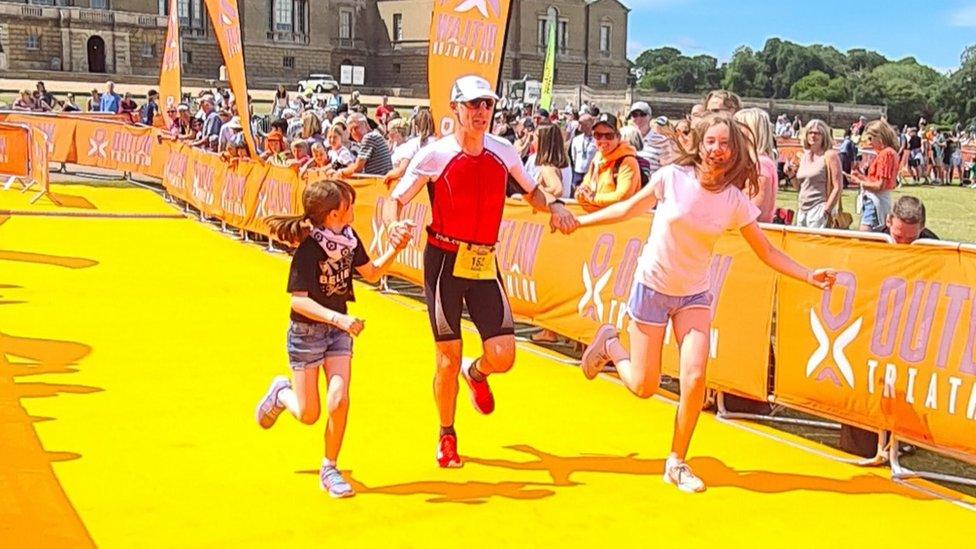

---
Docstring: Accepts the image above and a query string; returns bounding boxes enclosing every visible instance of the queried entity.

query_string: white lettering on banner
[0,136,7,164]
[802,273,976,422]
[220,170,247,218]
[862,359,976,420]
[110,131,153,167]
[256,178,293,218]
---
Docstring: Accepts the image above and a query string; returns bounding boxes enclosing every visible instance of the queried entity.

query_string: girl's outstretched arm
[740,222,836,290]
[577,180,659,229]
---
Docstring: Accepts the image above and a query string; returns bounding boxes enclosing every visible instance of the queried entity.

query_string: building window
[295,0,307,35]
[182,49,192,64]
[537,17,547,46]
[178,0,203,29]
[557,19,567,53]
[274,0,293,31]
[283,56,295,68]
[392,13,403,42]
[339,9,353,40]
[26,34,41,51]
[599,72,609,85]
[393,63,401,74]
[91,0,108,9]
[599,24,611,52]
[141,43,155,58]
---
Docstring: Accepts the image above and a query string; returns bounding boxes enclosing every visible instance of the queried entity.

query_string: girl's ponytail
[263,178,355,245]
[265,214,310,245]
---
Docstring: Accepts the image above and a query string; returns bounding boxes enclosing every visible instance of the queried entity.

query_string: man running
[385,75,574,468]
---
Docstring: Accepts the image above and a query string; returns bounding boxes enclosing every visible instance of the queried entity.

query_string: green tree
[790,71,849,102]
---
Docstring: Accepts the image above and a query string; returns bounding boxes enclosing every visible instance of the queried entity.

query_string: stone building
[0,0,630,93]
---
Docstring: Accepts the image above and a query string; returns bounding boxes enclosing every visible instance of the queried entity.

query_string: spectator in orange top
[847,120,899,232]
[261,119,289,160]
[575,113,641,212]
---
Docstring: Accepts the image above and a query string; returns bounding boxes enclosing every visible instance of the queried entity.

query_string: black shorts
[423,244,515,342]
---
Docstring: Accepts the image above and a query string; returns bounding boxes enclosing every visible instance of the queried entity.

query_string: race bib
[453,244,497,280]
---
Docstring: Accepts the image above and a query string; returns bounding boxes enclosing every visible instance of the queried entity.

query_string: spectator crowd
[7,80,974,238]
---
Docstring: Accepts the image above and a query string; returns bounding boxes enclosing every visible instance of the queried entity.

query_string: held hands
[548,203,580,235]
[337,314,366,336]
[387,220,416,251]
[807,269,838,290]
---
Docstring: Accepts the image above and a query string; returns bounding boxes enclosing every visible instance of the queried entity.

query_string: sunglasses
[593,131,617,140]
[630,111,649,118]
[462,98,496,111]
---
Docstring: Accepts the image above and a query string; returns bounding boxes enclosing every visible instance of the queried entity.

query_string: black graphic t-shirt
[287,229,369,322]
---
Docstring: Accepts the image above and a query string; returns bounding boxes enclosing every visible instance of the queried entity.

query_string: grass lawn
[776,184,976,243]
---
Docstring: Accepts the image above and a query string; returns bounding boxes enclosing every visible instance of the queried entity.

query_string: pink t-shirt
[638,165,760,296]
[754,154,779,223]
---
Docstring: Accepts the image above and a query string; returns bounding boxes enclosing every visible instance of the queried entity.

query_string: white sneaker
[255,375,290,429]
[580,324,618,380]
[663,458,706,493]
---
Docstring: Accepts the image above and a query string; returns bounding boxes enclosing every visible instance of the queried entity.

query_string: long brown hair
[412,108,435,142]
[673,112,758,195]
[535,125,568,169]
[264,179,356,244]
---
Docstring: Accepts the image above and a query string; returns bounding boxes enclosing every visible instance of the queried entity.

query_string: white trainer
[580,324,618,380]
[663,458,706,493]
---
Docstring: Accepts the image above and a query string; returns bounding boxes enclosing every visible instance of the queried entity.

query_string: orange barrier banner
[245,166,306,234]
[4,114,77,163]
[73,120,165,177]
[204,0,257,157]
[29,127,50,194]
[427,0,512,135]
[775,232,976,458]
[160,0,182,130]
[0,123,30,177]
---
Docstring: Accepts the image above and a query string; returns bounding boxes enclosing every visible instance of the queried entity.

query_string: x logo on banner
[578,262,612,320]
[806,308,861,389]
[369,216,387,255]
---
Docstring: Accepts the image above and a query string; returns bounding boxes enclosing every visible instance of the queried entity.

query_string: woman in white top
[384,109,436,186]
[563,113,836,493]
[326,124,355,168]
[272,85,289,119]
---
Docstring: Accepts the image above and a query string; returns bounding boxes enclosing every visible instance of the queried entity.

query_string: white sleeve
[391,146,438,204]
[491,137,537,194]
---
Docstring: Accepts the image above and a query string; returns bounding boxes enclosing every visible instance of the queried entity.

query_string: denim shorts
[627,282,713,326]
[860,197,882,230]
[287,321,353,371]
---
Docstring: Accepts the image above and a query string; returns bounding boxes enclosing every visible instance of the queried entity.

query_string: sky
[623,0,976,73]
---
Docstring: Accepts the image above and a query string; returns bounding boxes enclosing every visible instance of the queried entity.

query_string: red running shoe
[437,434,462,468]
[461,358,495,415]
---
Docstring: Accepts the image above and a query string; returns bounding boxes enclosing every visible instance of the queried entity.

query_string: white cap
[450,75,499,102]
[628,101,651,117]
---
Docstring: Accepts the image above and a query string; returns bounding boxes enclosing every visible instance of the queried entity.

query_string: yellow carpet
[1,183,974,548]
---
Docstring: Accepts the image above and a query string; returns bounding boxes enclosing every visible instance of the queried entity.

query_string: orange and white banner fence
[6,112,976,465]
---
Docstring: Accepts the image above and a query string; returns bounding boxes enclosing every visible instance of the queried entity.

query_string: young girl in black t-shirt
[255,178,412,498]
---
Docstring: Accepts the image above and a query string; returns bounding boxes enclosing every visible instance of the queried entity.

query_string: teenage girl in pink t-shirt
[564,112,837,493]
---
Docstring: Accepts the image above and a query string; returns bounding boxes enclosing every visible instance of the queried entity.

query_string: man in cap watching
[384,75,575,469]
[569,113,597,192]
[628,101,670,176]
